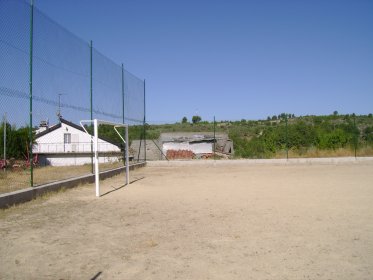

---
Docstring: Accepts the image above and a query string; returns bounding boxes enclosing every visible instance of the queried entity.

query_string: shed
[160,132,234,160]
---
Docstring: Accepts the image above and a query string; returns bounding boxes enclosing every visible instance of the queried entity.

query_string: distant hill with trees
[142,113,373,158]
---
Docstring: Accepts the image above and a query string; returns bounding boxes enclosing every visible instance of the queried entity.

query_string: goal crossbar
[80,119,129,197]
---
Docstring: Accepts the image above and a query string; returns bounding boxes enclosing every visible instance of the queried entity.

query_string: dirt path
[1,162,373,279]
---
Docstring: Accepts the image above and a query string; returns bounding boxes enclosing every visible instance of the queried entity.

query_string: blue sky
[34,0,373,123]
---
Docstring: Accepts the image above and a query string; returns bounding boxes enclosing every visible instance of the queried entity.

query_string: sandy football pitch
[1,161,373,279]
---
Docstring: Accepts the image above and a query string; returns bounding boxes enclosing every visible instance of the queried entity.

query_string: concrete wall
[163,142,213,155]
[38,153,122,166]
[160,132,228,142]
[147,157,373,167]
[130,140,163,161]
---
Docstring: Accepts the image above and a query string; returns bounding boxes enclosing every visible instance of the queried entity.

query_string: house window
[64,133,71,144]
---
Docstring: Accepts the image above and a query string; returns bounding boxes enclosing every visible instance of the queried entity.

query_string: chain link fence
[0,0,145,194]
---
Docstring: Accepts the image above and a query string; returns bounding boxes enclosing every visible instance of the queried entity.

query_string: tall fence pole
[90,40,93,173]
[3,113,6,171]
[354,114,357,158]
[121,64,127,164]
[285,115,288,160]
[213,116,216,160]
[29,0,34,186]
[143,79,146,162]
[121,64,125,124]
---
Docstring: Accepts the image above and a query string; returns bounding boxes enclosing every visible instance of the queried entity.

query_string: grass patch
[0,162,124,195]
[274,147,373,158]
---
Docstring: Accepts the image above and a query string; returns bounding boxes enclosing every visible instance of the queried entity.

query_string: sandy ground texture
[1,161,373,279]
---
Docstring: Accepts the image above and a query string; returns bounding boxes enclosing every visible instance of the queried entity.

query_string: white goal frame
[80,119,129,197]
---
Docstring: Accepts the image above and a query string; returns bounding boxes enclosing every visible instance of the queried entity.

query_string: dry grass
[356,146,373,157]
[0,162,124,194]
[275,147,373,159]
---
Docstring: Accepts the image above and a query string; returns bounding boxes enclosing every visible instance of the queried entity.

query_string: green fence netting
[0,0,145,193]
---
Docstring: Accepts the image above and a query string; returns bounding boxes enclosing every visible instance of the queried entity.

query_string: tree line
[230,114,373,158]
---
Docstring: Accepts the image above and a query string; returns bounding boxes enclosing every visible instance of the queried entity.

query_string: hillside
[143,113,373,159]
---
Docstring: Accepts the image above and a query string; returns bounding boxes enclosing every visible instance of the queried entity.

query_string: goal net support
[80,119,129,197]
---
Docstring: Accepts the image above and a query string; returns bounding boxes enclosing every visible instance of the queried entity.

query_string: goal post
[80,119,129,197]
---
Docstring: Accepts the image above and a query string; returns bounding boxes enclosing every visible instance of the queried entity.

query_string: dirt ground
[1,161,373,279]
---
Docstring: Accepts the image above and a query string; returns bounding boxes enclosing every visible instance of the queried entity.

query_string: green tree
[0,123,30,159]
[362,126,373,143]
[192,115,202,124]
[318,128,349,149]
[182,116,188,124]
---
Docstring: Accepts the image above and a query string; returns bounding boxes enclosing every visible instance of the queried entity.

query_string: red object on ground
[166,150,195,160]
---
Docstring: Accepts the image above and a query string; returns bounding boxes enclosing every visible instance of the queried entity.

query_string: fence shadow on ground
[90,271,102,280]
[99,176,145,197]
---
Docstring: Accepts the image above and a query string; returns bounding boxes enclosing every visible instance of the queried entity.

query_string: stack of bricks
[166,150,195,160]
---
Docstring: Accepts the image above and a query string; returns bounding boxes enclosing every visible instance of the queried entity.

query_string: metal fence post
[285,115,288,160]
[143,79,146,162]
[214,116,216,160]
[90,40,93,173]
[353,114,357,158]
[29,0,34,187]
[3,113,6,171]
[121,63,125,124]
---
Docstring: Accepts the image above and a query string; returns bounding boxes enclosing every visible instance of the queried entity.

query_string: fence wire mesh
[0,0,145,194]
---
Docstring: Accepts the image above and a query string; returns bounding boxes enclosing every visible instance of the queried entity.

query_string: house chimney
[36,120,49,134]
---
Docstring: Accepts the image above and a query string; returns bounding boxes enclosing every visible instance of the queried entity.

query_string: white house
[33,118,122,166]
